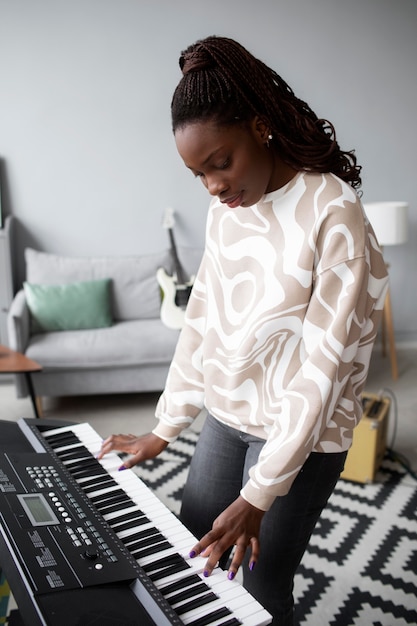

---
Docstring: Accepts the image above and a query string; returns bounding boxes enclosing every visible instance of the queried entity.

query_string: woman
[99,36,388,625]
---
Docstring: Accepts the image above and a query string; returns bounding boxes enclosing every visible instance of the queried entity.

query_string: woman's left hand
[188,496,265,579]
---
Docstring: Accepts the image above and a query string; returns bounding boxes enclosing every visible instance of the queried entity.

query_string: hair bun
[179,46,214,75]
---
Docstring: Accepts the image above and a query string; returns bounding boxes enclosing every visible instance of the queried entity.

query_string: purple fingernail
[228,571,235,581]
[189,550,196,558]
[249,561,256,571]
[118,464,126,471]
[203,570,210,578]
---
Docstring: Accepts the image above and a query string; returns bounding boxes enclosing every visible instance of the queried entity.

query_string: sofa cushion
[25,319,180,369]
[25,248,173,321]
[24,279,113,332]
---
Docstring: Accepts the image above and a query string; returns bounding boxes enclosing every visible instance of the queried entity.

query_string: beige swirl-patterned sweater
[154,172,389,511]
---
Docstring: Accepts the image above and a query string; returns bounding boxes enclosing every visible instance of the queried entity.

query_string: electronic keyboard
[0,418,272,626]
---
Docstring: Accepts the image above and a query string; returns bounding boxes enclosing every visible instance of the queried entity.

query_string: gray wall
[1,0,416,343]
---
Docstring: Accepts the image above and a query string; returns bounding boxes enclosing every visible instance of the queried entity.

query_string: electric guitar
[157,208,194,329]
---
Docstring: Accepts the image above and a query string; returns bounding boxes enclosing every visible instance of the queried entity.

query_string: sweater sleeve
[241,251,388,510]
[153,254,208,442]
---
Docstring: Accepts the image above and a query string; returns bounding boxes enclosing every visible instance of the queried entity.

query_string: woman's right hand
[96,432,169,469]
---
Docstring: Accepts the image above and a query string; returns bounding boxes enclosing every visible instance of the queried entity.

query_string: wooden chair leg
[35,396,43,418]
[381,301,387,357]
[383,285,398,380]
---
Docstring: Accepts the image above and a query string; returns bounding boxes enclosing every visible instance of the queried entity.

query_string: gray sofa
[8,247,202,400]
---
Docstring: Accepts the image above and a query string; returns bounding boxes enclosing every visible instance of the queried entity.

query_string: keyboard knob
[84,549,99,560]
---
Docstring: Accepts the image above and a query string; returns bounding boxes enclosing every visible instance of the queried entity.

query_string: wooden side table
[0,345,42,418]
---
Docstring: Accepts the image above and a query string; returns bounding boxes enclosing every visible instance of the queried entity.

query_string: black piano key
[130,539,172,559]
[63,457,104,471]
[175,591,219,616]
[167,581,209,606]
[89,489,129,506]
[109,514,149,533]
[94,495,134,511]
[125,538,161,556]
[71,462,108,481]
[187,607,233,626]
[58,437,82,446]
[159,574,203,596]
[142,553,185,573]
[81,476,117,493]
[216,619,242,626]
[57,454,94,468]
[107,502,145,526]
[57,452,92,467]
[105,508,147,526]
[148,560,191,582]
[93,497,133,515]
[123,537,158,554]
[66,464,105,477]
[111,514,151,532]
[123,530,164,551]
[143,554,191,582]
[54,447,92,461]
[44,432,81,445]
[70,465,108,480]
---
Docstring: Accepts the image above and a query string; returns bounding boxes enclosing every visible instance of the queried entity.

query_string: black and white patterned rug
[134,430,417,626]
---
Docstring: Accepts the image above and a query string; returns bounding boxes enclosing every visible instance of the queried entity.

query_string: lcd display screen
[17,493,59,526]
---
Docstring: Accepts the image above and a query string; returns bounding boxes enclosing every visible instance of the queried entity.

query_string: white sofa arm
[7,289,31,353]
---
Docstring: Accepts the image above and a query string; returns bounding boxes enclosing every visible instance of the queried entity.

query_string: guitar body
[157,267,194,330]
[157,208,194,330]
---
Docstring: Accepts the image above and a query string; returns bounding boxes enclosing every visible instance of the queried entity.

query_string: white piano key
[193,572,272,626]
[180,588,265,625]
[157,570,271,626]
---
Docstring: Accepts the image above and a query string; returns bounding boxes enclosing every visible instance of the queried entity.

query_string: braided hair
[171,36,362,190]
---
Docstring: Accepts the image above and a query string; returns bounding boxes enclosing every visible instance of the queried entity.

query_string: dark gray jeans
[180,414,347,626]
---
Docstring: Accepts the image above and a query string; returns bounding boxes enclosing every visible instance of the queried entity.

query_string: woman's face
[175,118,294,208]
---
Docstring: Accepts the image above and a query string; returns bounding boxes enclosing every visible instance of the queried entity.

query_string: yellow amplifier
[340,393,390,484]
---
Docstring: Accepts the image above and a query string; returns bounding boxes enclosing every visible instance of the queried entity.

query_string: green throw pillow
[24,279,113,332]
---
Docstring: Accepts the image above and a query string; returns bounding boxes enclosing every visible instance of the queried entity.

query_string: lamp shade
[364,201,409,246]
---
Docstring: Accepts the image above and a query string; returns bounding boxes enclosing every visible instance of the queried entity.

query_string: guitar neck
[168,229,187,285]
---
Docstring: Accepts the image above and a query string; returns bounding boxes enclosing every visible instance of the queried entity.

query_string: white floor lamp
[364,201,409,380]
